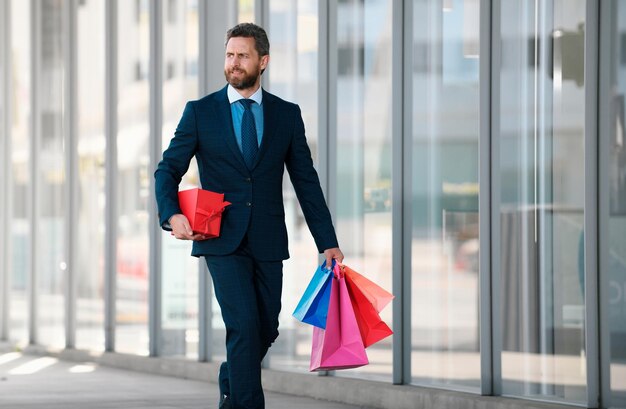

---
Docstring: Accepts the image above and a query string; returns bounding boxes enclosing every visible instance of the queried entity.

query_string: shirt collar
[227,84,263,106]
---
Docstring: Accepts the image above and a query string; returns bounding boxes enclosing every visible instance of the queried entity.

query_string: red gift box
[177,188,231,238]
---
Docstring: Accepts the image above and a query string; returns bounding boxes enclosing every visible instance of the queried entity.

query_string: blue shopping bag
[293,261,334,329]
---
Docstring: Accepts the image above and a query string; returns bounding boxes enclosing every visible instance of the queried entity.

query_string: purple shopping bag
[310,265,369,371]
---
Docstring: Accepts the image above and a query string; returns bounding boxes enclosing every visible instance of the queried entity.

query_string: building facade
[0,0,625,408]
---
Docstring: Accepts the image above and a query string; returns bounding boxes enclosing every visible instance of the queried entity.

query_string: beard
[224,66,260,90]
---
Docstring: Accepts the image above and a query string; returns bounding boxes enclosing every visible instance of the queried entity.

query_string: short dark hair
[225,23,270,56]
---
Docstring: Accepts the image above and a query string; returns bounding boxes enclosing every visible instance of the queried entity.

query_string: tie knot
[240,99,254,110]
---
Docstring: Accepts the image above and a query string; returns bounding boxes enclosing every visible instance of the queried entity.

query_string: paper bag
[293,262,334,329]
[310,268,368,371]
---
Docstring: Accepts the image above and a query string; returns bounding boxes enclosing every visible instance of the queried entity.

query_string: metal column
[583,0,600,407]
[392,0,411,386]
[0,0,11,342]
[148,0,164,358]
[28,0,42,346]
[104,0,118,352]
[63,0,79,350]
[479,0,493,396]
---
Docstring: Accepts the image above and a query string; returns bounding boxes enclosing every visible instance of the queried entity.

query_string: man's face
[224,36,269,91]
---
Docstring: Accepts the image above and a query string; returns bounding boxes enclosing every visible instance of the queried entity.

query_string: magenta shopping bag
[310,266,368,371]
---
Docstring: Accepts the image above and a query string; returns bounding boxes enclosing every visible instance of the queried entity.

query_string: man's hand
[323,247,344,269]
[169,214,211,241]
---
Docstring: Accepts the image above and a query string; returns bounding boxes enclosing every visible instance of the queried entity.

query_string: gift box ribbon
[195,202,231,233]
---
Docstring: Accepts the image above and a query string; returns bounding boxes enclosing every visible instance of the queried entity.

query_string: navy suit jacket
[154,85,339,261]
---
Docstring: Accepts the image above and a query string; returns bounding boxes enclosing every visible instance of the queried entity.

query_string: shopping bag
[310,267,369,371]
[292,262,334,329]
[344,273,393,348]
[178,188,231,237]
[343,265,394,313]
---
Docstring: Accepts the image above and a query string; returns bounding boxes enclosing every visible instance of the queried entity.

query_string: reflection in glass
[161,0,200,359]
[335,0,393,381]
[37,0,66,349]
[497,1,586,403]
[267,0,320,373]
[9,0,30,345]
[602,1,626,406]
[411,0,480,390]
[76,0,106,351]
[116,0,150,355]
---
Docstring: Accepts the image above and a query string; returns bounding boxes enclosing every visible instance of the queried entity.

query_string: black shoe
[219,394,231,409]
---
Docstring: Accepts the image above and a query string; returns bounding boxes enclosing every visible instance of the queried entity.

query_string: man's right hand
[169,214,211,241]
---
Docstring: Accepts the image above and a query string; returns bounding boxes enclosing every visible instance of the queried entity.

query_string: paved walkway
[0,352,369,409]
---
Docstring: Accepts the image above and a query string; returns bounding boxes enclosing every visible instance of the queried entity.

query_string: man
[154,23,343,409]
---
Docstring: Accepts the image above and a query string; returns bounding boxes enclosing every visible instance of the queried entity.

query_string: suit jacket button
[245,177,251,182]
[246,202,252,207]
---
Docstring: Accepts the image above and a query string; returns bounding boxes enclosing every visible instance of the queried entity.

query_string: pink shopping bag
[310,266,369,371]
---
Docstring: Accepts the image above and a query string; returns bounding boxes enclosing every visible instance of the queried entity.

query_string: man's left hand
[323,247,344,269]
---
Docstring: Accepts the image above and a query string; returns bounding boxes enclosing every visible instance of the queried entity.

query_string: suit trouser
[205,240,283,409]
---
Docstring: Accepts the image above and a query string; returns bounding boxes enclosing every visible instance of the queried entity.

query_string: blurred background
[1,1,626,408]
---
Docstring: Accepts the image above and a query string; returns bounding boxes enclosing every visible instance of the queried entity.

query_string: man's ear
[260,54,269,71]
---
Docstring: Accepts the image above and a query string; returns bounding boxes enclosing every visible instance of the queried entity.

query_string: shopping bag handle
[321,259,345,279]
[332,263,345,279]
[321,259,336,271]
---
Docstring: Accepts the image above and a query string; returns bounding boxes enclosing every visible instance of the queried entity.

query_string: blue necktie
[240,99,258,169]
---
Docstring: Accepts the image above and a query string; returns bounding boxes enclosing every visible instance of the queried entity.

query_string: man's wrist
[163,214,178,231]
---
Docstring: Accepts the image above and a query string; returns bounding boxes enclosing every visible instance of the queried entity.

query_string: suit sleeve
[285,105,339,253]
[154,101,198,230]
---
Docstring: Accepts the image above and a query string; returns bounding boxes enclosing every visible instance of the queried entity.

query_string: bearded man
[154,23,343,409]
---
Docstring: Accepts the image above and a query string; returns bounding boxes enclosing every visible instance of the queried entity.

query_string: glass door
[410,0,481,391]
[494,0,587,403]
[115,0,151,355]
[266,0,321,373]
[76,0,106,352]
[9,0,30,346]
[334,0,394,382]
[160,0,200,359]
[36,0,67,349]
[600,1,626,407]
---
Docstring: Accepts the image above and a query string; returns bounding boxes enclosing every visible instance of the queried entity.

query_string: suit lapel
[213,86,248,172]
[251,89,278,171]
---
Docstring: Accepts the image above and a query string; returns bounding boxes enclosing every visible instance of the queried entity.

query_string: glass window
[496,1,587,403]
[411,0,481,390]
[266,0,320,373]
[76,0,106,351]
[116,0,150,355]
[161,0,200,359]
[37,0,66,349]
[238,0,254,22]
[601,1,626,407]
[9,0,30,346]
[335,0,393,382]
